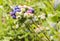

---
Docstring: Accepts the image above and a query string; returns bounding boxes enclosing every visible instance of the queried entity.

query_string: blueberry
[15,9,21,12]
[10,11,16,16]
[13,6,21,12]
[12,15,16,19]
[31,9,34,13]
[13,9,17,13]
[14,6,20,10]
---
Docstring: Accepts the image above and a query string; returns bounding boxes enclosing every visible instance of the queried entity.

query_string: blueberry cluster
[10,6,21,19]
[10,5,34,19]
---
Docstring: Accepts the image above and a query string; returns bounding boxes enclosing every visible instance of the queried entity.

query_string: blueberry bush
[0,0,60,41]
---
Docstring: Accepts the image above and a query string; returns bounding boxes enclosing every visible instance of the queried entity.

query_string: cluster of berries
[10,6,21,19]
[10,5,34,19]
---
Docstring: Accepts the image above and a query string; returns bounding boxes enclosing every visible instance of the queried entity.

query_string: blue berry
[31,9,34,13]
[10,11,16,16]
[15,9,21,12]
[13,10,17,13]
[14,6,20,10]
[13,6,21,12]
[12,15,16,19]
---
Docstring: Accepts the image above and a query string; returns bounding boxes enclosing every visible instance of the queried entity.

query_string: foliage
[0,0,60,41]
